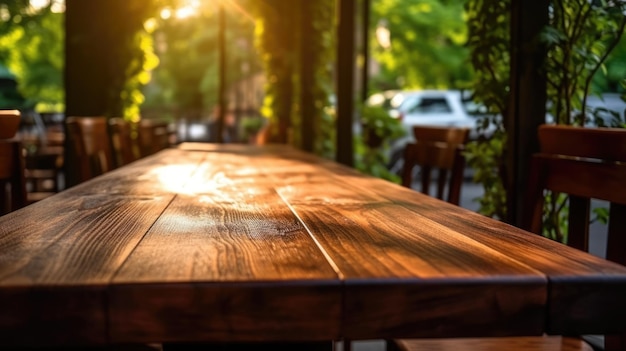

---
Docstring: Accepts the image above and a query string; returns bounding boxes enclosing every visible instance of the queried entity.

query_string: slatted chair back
[137,119,170,157]
[65,117,115,183]
[0,140,27,214]
[524,125,626,262]
[108,117,138,167]
[401,126,469,205]
[391,125,626,351]
[524,124,626,351]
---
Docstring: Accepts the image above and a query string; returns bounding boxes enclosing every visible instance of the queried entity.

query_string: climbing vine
[465,0,626,241]
[252,0,335,156]
[463,0,510,220]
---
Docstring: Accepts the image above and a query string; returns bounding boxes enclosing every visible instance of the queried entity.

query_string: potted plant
[240,116,266,144]
[360,105,405,148]
[355,104,406,182]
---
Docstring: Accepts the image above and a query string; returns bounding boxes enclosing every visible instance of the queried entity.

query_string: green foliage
[542,192,569,243]
[0,2,64,111]
[253,1,299,142]
[541,0,626,241]
[463,0,510,220]
[354,105,405,183]
[240,115,265,141]
[465,0,626,241]
[544,0,626,126]
[592,35,626,93]
[252,0,335,154]
[144,1,261,120]
[360,105,405,143]
[464,133,507,219]
[121,21,159,121]
[371,0,471,90]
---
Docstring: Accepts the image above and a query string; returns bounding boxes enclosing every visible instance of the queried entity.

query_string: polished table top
[1,143,625,347]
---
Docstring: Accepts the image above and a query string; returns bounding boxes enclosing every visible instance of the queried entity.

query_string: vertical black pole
[361,0,370,103]
[336,0,355,167]
[507,0,548,226]
[217,3,226,143]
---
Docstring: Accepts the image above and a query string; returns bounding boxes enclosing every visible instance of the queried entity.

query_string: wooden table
[1,143,625,348]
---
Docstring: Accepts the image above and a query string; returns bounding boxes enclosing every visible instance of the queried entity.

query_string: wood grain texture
[0,192,174,346]
[0,148,204,346]
[282,201,546,339]
[1,143,625,347]
[257,152,545,339]
[110,151,341,343]
[525,126,626,338]
[322,170,626,337]
[538,124,626,162]
[390,336,593,351]
[67,148,205,196]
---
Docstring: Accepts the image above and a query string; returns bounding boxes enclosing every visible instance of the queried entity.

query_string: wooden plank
[330,171,626,336]
[289,202,547,339]
[255,152,545,339]
[0,192,174,346]
[110,152,341,343]
[0,148,205,347]
[67,148,205,196]
[237,145,626,337]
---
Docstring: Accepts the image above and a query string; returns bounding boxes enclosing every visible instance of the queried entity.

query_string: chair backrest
[524,125,626,264]
[524,124,626,351]
[0,140,27,214]
[401,126,470,205]
[108,117,138,167]
[65,116,115,183]
[137,119,170,157]
[0,109,21,140]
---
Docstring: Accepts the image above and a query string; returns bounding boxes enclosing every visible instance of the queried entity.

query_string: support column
[336,0,356,167]
[506,0,548,226]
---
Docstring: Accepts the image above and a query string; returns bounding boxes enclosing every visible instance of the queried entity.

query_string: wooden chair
[401,126,469,205]
[66,116,115,184]
[0,109,21,139]
[524,124,626,351]
[0,110,27,214]
[0,140,27,215]
[109,117,139,167]
[137,119,170,157]
[391,125,626,351]
[24,151,61,204]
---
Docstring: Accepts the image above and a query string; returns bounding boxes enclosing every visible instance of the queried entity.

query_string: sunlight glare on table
[152,163,240,196]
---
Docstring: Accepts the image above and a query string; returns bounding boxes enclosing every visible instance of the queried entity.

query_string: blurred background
[2,0,626,233]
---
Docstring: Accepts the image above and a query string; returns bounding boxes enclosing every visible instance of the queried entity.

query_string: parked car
[383,90,492,172]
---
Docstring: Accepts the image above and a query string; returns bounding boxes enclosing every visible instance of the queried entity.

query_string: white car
[385,90,489,172]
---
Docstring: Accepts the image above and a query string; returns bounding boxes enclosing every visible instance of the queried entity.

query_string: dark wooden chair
[109,117,139,167]
[391,125,626,351]
[66,116,115,183]
[24,151,61,204]
[0,110,27,214]
[0,109,21,139]
[137,119,170,157]
[401,126,469,205]
[523,124,626,351]
[0,140,27,215]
